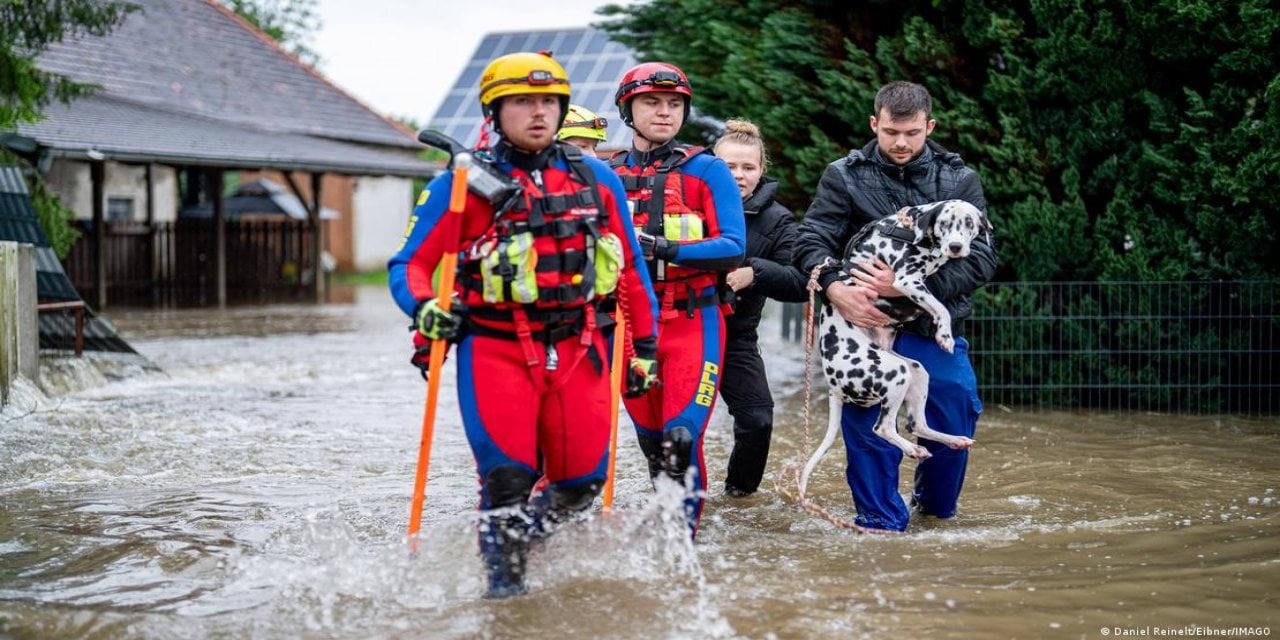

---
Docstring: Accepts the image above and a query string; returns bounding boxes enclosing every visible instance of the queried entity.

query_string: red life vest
[457,146,617,340]
[609,144,721,296]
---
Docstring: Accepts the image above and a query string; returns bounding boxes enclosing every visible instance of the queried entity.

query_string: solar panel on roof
[437,94,464,120]
[563,57,588,78]
[583,33,608,55]
[476,35,502,59]
[597,58,628,84]
[427,28,636,150]
[559,32,585,54]
[459,63,485,89]
[580,87,609,111]
[529,32,556,52]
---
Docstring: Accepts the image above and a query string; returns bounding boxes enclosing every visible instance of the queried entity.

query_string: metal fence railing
[968,281,1278,416]
[781,281,1279,416]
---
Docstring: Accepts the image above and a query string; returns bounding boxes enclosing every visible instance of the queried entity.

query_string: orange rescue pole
[601,310,627,512]
[408,154,470,550]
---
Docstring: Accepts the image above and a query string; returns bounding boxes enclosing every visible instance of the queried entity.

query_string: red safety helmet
[614,62,692,127]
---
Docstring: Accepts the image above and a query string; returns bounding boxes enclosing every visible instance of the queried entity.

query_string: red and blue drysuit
[610,141,746,536]
[389,141,658,589]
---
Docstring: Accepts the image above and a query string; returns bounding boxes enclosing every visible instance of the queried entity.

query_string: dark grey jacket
[727,177,809,342]
[793,139,996,337]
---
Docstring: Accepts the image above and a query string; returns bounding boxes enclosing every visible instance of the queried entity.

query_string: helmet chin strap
[632,124,655,147]
[624,97,687,152]
[626,105,660,151]
[485,99,565,153]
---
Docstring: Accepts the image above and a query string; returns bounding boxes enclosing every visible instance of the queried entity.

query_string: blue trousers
[840,333,983,531]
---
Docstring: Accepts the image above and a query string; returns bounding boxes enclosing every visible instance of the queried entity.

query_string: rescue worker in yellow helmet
[557,104,609,158]
[388,51,659,598]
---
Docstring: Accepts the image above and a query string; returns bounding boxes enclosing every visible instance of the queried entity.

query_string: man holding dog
[793,81,997,532]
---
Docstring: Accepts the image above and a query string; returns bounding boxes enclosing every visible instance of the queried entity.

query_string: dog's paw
[936,333,955,353]
[908,445,932,460]
[947,436,976,450]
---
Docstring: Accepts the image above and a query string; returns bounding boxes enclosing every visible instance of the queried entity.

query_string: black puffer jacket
[726,177,809,342]
[793,139,997,337]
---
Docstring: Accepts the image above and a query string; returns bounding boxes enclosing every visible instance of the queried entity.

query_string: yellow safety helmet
[558,104,609,142]
[478,51,571,119]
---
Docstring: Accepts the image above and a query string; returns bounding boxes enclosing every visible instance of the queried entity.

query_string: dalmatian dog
[799,200,991,496]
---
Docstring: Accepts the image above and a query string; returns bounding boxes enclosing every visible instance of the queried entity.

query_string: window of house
[107,197,134,221]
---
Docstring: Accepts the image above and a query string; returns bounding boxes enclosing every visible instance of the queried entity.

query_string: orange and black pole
[601,310,627,512]
[408,154,470,551]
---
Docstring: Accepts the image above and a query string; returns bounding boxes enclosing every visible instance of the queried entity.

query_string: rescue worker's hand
[625,336,659,398]
[409,332,442,380]
[637,232,678,261]
[414,297,467,341]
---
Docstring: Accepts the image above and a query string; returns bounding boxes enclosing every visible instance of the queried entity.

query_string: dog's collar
[875,217,927,247]
[884,224,918,244]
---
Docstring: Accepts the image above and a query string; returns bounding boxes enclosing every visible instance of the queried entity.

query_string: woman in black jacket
[713,120,809,496]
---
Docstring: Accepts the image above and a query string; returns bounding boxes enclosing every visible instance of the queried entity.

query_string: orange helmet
[614,61,692,127]
[478,51,571,121]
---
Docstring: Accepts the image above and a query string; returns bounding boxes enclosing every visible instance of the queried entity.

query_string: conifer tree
[599,0,1280,280]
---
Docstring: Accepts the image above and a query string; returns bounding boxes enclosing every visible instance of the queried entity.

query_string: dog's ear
[916,201,945,236]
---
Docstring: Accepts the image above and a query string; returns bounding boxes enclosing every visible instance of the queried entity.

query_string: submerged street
[2,286,1277,639]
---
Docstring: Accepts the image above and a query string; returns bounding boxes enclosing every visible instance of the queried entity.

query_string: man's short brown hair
[874,81,933,121]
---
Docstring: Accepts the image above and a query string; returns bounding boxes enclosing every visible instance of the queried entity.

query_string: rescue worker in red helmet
[609,61,746,537]
[558,103,609,158]
[388,51,659,598]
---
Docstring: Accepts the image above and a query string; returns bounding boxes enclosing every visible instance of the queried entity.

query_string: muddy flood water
[2,285,1277,639]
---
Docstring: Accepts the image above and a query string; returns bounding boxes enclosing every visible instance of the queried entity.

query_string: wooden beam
[281,172,312,297]
[144,163,155,225]
[282,171,326,303]
[90,160,106,310]
[145,163,157,304]
[211,168,226,308]
[282,171,311,213]
[310,172,325,303]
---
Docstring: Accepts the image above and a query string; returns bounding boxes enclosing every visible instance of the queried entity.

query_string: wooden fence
[63,219,318,307]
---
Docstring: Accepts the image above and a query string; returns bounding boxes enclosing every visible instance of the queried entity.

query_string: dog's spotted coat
[800,200,992,496]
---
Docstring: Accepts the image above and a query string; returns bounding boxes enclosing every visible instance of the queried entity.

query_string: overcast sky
[311,0,621,123]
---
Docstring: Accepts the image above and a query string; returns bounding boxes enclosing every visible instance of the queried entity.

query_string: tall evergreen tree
[598,0,1280,280]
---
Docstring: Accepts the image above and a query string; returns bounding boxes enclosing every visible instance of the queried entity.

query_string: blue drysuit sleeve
[668,153,745,270]
[387,172,455,317]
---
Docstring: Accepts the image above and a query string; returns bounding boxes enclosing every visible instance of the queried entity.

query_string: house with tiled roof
[1,0,438,307]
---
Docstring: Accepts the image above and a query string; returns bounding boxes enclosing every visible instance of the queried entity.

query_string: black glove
[414,297,468,341]
[409,337,439,380]
[636,232,678,261]
[625,336,659,398]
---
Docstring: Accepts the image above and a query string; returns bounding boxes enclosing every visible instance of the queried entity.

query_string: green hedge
[600,0,1280,282]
